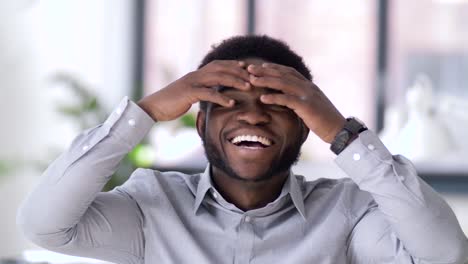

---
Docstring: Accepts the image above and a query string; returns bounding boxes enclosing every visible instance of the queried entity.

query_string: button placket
[234,215,254,264]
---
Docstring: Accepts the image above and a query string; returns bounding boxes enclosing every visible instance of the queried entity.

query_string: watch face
[338,130,351,142]
[331,129,351,154]
[331,117,367,155]
[335,141,347,150]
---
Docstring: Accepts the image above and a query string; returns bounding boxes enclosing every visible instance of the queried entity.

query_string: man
[18,35,467,263]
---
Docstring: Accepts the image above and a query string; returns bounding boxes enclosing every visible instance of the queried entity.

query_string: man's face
[197,58,308,182]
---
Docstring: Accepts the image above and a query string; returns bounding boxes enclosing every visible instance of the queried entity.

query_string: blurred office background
[1,0,468,262]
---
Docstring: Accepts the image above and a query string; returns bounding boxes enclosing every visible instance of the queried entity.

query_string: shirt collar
[287,170,307,220]
[193,165,306,220]
[193,165,214,214]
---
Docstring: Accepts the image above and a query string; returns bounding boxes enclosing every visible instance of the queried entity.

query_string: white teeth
[231,135,272,146]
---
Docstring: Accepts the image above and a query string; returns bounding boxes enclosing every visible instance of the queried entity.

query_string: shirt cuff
[104,96,155,147]
[334,130,393,183]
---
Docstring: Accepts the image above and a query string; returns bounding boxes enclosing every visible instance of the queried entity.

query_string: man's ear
[196,111,206,138]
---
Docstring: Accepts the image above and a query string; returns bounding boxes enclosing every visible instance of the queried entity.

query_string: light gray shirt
[17,97,468,264]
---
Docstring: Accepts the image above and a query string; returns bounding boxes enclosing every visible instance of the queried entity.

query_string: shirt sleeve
[17,97,154,264]
[335,130,468,264]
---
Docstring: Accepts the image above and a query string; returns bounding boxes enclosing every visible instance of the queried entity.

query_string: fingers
[198,72,251,91]
[191,87,235,107]
[249,74,303,96]
[247,63,307,81]
[193,60,253,91]
[260,93,303,111]
[246,62,310,96]
[203,60,250,82]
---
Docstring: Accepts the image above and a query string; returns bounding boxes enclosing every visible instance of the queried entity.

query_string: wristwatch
[330,117,367,155]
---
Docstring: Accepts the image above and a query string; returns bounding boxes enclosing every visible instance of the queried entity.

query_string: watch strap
[330,117,367,155]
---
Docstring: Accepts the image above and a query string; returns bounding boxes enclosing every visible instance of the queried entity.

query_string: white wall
[0,0,135,257]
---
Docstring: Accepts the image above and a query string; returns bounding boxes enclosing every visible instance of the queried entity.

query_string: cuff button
[353,153,361,161]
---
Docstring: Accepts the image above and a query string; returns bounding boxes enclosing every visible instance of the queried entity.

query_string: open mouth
[229,135,274,149]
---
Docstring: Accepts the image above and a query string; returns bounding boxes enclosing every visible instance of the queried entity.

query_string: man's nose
[236,103,271,125]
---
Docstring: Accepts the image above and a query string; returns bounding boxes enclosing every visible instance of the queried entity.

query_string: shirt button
[245,216,251,223]
[353,153,361,161]
[128,119,136,126]
[367,144,375,150]
[398,175,405,181]
[212,192,218,199]
[116,108,123,115]
[82,145,89,151]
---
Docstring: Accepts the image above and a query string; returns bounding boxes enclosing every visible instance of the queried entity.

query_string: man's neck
[210,167,289,211]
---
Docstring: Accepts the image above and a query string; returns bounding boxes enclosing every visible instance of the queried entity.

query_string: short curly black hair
[198,35,312,111]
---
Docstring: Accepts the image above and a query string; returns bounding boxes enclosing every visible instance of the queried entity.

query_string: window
[142,0,378,163]
[255,0,377,161]
[383,0,468,173]
[144,0,246,95]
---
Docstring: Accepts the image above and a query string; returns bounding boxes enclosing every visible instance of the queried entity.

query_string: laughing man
[18,35,468,263]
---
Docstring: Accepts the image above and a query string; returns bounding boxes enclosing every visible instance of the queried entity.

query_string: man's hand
[247,63,346,144]
[138,60,251,122]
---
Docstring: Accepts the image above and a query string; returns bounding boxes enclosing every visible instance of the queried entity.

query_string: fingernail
[247,65,255,70]
[238,61,246,66]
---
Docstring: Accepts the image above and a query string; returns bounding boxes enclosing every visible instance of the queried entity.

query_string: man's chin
[210,161,286,183]
[228,164,278,182]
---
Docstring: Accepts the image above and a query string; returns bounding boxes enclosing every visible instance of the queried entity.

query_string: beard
[201,125,302,183]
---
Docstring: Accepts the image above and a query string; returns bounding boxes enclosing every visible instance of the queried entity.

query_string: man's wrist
[321,118,347,144]
[137,99,158,122]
